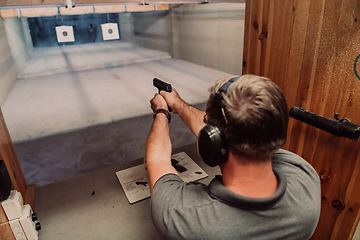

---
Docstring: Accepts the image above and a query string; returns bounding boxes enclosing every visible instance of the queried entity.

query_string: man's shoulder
[273,149,319,178]
[273,149,320,188]
[272,149,321,216]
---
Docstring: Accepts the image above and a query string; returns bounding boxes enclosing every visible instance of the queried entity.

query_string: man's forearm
[175,101,206,137]
[145,113,178,193]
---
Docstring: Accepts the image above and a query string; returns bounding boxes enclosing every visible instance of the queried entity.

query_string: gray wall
[119,4,245,76]
[119,12,133,43]
[0,17,18,107]
[119,10,171,54]
[171,3,245,75]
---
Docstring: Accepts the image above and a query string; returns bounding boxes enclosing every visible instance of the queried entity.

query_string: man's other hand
[160,88,183,114]
[150,93,168,112]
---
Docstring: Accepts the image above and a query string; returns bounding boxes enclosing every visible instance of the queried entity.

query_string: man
[145,74,321,240]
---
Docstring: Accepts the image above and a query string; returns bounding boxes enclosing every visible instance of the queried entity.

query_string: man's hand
[150,93,168,112]
[160,88,183,114]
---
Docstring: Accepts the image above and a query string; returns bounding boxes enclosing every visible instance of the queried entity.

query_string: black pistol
[153,78,172,93]
[153,78,172,112]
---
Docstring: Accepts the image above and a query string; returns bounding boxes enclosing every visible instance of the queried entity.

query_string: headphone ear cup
[197,125,228,167]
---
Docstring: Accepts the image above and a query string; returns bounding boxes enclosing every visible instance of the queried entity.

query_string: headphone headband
[213,76,240,108]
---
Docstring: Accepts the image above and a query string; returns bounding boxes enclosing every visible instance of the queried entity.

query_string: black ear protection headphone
[197,76,240,167]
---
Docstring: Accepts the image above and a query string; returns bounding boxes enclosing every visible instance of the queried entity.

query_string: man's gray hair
[206,74,289,160]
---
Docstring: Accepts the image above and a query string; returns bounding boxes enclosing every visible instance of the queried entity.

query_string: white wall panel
[171,3,245,75]
[132,11,171,54]
[4,18,32,72]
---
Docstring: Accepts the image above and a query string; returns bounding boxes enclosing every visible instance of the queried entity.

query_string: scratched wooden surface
[0,222,15,240]
[243,0,360,239]
[0,204,8,224]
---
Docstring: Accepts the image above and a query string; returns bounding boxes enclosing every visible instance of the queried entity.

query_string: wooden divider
[243,0,360,239]
[0,108,30,240]
[0,107,35,206]
[0,108,27,199]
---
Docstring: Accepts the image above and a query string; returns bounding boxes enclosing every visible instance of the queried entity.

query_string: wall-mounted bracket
[289,106,360,141]
[139,0,149,5]
[65,0,74,8]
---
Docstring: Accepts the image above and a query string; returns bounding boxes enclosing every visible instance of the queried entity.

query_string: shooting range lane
[1,42,230,186]
[17,41,171,79]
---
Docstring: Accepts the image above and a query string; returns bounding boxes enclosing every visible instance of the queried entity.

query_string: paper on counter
[116,152,208,204]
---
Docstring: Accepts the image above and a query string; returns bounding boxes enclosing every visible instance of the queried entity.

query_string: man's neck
[219,151,278,198]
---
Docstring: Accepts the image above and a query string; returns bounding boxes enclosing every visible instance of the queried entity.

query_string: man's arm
[160,89,206,137]
[146,93,178,194]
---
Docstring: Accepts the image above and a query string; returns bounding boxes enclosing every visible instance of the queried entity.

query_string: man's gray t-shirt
[151,149,321,240]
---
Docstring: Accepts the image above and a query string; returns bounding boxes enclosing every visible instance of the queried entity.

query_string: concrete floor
[2,41,231,186]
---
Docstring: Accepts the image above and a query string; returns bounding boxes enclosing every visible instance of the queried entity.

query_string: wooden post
[0,107,34,240]
[0,108,27,199]
[243,0,360,239]
[0,108,35,211]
